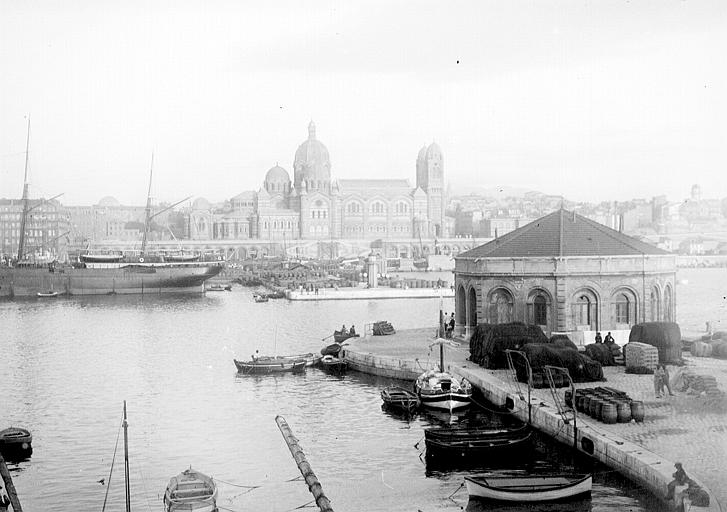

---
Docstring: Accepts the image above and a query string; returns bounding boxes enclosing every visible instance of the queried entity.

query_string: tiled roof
[459,209,671,258]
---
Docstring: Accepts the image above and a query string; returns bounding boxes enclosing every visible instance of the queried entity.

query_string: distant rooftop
[458,209,671,258]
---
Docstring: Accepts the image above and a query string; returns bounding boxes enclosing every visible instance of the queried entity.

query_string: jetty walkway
[342,329,726,511]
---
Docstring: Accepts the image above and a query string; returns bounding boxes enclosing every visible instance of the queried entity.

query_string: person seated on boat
[349,325,356,336]
[340,325,348,335]
[251,350,260,361]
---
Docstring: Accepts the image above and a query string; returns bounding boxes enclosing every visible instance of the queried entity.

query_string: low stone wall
[342,349,438,381]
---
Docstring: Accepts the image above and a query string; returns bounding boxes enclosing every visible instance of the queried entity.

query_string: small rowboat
[253,293,269,302]
[465,473,592,502]
[0,427,33,451]
[319,354,347,373]
[425,430,532,460]
[234,358,306,374]
[164,468,218,512]
[424,424,529,442]
[37,290,58,297]
[206,283,231,291]
[278,352,321,367]
[381,386,420,414]
[333,331,359,343]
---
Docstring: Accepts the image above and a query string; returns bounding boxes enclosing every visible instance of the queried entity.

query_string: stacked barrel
[571,387,644,424]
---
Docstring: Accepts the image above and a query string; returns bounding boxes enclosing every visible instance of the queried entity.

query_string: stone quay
[341,328,725,511]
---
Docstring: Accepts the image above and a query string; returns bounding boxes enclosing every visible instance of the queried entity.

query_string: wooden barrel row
[530,371,569,389]
[571,388,644,423]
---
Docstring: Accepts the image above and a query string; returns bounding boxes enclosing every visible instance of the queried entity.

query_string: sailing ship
[0,121,223,297]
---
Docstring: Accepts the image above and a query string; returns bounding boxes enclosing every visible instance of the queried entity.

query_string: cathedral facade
[187,122,448,242]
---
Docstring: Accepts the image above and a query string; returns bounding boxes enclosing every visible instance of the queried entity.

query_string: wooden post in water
[0,452,23,512]
[275,416,334,512]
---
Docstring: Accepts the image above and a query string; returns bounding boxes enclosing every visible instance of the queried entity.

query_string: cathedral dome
[264,164,291,195]
[265,164,290,183]
[293,121,331,192]
[97,196,120,207]
[192,197,211,211]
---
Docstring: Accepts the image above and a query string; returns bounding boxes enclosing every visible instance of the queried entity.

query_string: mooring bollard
[275,415,334,512]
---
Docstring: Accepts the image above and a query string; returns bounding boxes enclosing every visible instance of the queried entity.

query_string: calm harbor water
[1,267,720,511]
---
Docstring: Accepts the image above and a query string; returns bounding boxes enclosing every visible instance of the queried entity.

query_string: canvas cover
[469,323,548,369]
[512,344,604,383]
[628,322,682,363]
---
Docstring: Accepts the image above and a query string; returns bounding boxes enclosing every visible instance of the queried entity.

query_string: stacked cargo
[623,342,659,372]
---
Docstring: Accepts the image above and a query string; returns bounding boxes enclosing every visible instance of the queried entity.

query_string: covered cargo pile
[584,343,615,365]
[512,344,605,384]
[469,322,548,369]
[628,322,682,364]
[550,334,578,351]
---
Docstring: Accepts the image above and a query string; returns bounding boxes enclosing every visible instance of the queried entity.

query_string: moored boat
[206,283,231,291]
[465,473,592,502]
[333,330,359,343]
[164,468,218,512]
[415,370,472,412]
[253,293,269,302]
[319,354,347,373]
[425,429,532,461]
[424,423,529,442]
[234,357,306,374]
[381,386,420,414]
[36,290,59,297]
[0,427,33,453]
[0,128,223,298]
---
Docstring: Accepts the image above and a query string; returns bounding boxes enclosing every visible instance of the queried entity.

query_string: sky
[1,0,725,207]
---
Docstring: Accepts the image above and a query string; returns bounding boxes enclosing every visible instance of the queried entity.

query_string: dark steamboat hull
[0,264,223,297]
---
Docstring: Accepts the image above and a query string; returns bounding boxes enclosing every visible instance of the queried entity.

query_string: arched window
[651,286,661,321]
[664,286,673,322]
[615,293,630,324]
[370,201,385,215]
[572,289,598,331]
[534,295,547,325]
[612,288,637,327]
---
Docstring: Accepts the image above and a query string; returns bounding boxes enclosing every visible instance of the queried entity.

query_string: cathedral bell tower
[416,142,445,237]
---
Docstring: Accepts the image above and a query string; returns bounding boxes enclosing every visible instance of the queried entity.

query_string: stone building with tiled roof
[454,209,677,340]
[187,122,448,246]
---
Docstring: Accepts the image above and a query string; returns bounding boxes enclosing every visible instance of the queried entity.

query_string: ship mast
[17,117,31,262]
[140,154,154,258]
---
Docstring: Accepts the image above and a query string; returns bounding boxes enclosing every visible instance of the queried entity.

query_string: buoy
[139,257,144,263]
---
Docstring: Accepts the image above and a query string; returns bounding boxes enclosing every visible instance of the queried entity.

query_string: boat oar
[321,334,334,342]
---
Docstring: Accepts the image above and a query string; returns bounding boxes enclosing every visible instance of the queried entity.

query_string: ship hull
[0,264,222,297]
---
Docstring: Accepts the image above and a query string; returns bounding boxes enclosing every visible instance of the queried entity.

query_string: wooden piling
[275,415,334,512]
[0,452,23,512]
